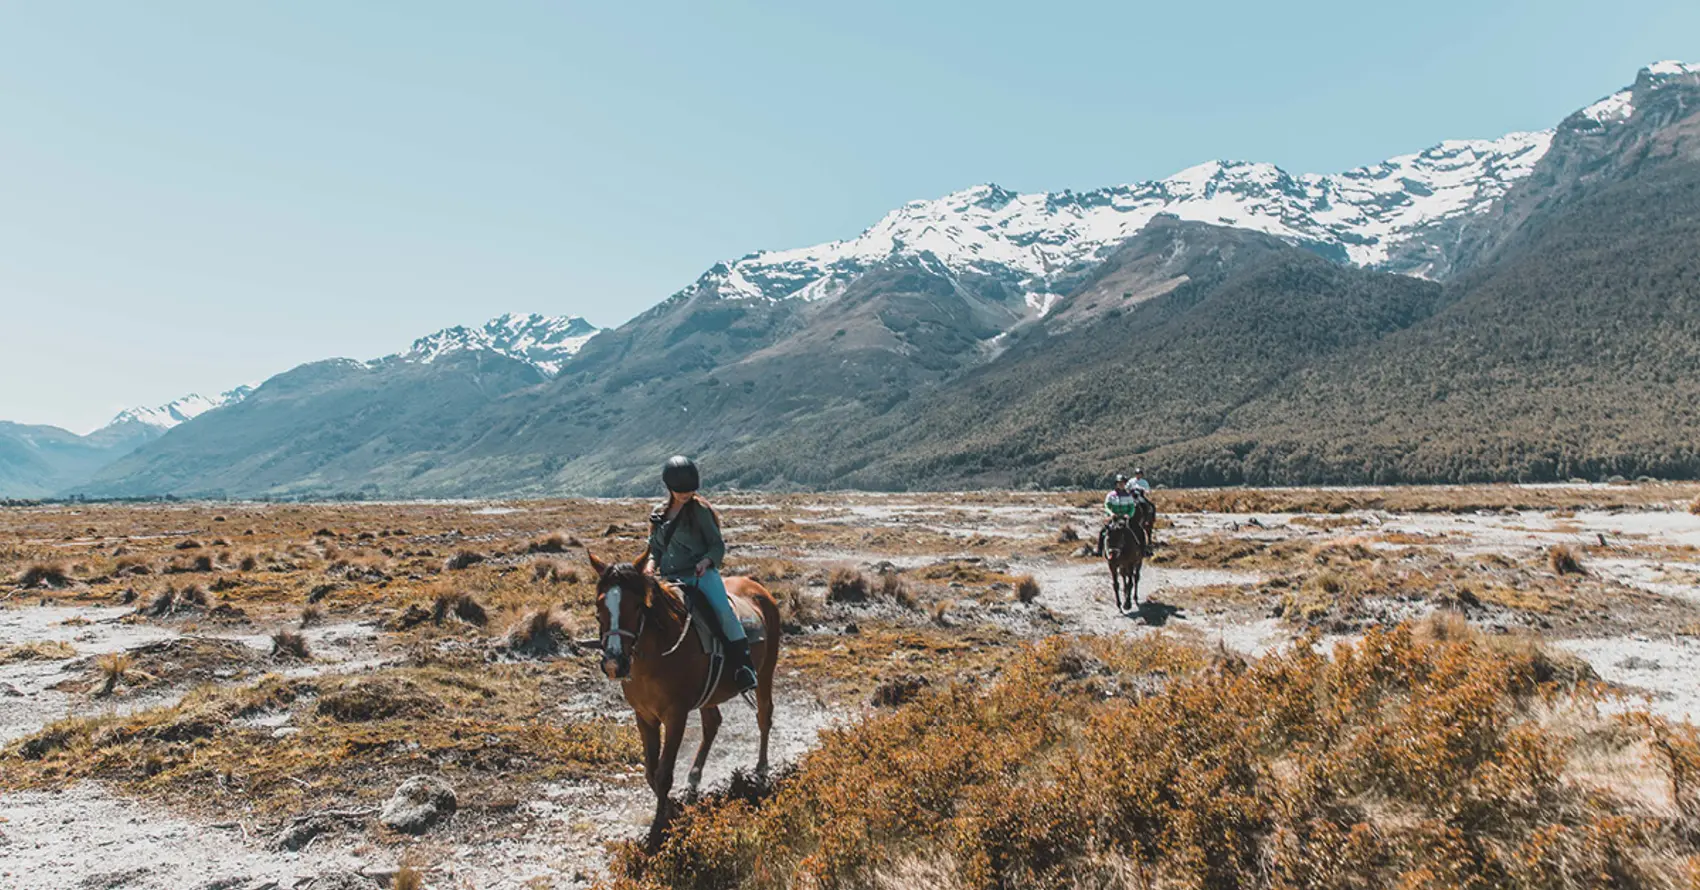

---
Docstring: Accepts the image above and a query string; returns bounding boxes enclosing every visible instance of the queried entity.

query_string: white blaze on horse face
[605,586,624,658]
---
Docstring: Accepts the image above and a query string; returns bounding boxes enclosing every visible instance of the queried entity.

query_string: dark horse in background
[589,552,781,852]
[1104,514,1149,614]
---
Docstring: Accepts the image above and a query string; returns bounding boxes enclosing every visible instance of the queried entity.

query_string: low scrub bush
[609,625,1693,890]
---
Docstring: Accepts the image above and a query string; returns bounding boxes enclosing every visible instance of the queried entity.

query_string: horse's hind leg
[755,648,775,777]
[687,706,722,794]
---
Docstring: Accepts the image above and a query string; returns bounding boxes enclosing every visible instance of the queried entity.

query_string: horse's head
[588,551,652,681]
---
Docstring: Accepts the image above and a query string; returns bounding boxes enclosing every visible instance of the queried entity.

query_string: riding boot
[725,638,759,693]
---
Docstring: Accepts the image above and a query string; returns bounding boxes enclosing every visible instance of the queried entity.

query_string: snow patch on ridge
[388,312,603,376]
[681,129,1556,309]
[107,385,257,432]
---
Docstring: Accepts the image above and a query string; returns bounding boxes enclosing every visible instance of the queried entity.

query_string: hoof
[686,769,703,792]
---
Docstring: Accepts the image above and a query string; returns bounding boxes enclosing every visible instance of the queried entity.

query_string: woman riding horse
[593,455,781,850]
[644,455,758,693]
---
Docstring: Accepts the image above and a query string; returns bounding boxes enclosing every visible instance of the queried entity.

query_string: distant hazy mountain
[69,61,1700,497]
[0,313,603,497]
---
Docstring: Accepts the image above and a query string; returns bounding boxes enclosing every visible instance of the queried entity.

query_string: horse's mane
[604,563,689,625]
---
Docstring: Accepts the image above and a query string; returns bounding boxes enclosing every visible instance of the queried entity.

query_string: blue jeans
[667,569,747,643]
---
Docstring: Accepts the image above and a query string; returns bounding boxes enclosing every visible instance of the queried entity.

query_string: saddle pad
[688,588,767,654]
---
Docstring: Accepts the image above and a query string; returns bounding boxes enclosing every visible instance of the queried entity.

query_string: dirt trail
[1020,557,1289,655]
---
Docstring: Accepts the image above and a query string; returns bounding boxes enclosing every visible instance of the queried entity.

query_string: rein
[603,580,694,661]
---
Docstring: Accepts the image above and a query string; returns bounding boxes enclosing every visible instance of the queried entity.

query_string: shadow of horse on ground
[1131,599,1185,626]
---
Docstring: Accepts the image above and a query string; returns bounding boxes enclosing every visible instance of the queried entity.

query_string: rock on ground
[379,775,456,834]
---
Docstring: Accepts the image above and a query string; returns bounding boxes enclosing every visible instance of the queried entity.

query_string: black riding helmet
[663,455,700,493]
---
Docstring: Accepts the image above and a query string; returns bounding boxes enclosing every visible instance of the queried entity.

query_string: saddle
[676,581,767,652]
[672,581,766,710]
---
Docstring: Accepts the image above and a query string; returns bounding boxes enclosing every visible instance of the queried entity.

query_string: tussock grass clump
[17,562,70,588]
[827,568,869,604]
[0,640,77,663]
[1056,524,1079,543]
[174,539,202,550]
[300,605,324,628]
[443,550,486,571]
[431,592,488,627]
[877,571,920,610]
[527,532,579,554]
[776,584,820,626]
[315,677,440,722]
[393,866,425,890]
[1549,544,1586,576]
[1015,574,1041,604]
[142,584,211,618]
[95,653,134,696]
[271,629,311,661]
[1690,495,1700,516]
[113,555,152,576]
[504,608,573,657]
[531,560,580,584]
[237,553,259,572]
[613,626,1687,890]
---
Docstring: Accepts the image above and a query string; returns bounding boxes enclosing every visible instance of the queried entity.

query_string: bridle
[600,580,697,668]
[602,585,646,657]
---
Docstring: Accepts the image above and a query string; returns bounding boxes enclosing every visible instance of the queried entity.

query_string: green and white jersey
[1105,490,1141,516]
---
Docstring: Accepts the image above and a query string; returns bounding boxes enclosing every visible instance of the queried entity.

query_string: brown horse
[588,552,781,851]
[1104,515,1147,613]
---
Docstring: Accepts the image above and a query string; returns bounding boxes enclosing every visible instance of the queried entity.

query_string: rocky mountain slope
[66,61,1700,498]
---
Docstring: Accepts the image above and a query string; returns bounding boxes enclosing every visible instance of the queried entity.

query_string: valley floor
[2,484,1698,888]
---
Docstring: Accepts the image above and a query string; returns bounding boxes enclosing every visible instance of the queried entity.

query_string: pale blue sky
[3,1,1696,432]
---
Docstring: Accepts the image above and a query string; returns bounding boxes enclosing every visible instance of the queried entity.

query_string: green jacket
[647,500,726,577]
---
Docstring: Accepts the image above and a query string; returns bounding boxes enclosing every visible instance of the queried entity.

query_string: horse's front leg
[637,713,661,792]
[687,706,722,794]
[645,712,689,853]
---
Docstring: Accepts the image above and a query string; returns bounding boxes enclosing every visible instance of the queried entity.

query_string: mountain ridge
[46,60,1700,498]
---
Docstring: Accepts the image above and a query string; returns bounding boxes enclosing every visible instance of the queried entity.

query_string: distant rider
[644,456,758,693]
[1097,473,1141,556]
[1129,467,1156,546]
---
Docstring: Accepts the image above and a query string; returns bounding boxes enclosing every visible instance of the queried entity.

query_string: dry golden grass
[606,624,1696,890]
[5,666,639,819]
[0,640,76,663]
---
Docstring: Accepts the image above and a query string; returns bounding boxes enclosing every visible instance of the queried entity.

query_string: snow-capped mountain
[388,313,603,376]
[106,385,258,433]
[1572,60,1700,130]
[683,130,1552,311]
